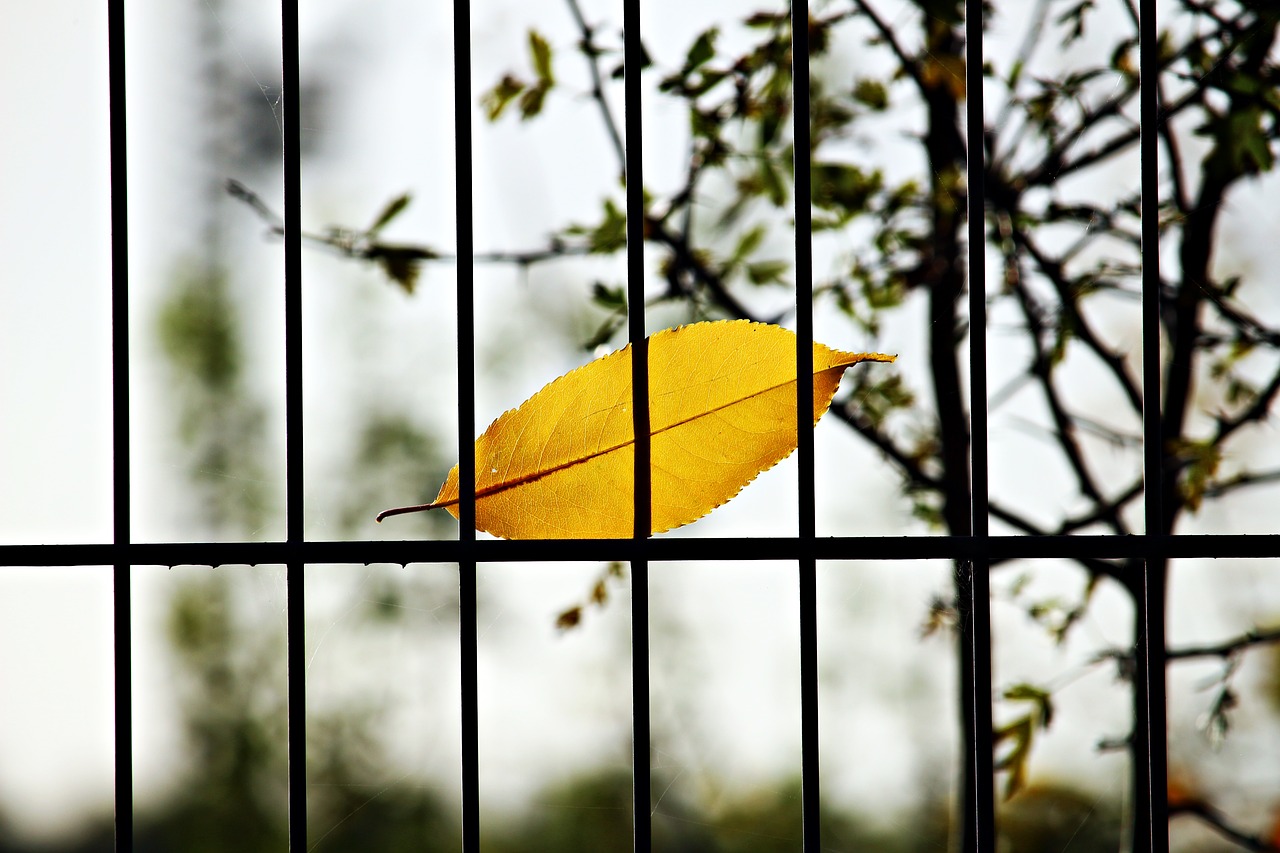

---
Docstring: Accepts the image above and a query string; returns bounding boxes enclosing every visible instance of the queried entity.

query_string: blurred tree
[997,783,1122,852]
[136,571,289,853]
[156,264,275,537]
[240,0,1280,848]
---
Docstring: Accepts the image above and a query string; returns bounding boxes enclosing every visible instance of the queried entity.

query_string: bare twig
[1202,468,1280,501]
[1006,266,1129,534]
[1171,802,1280,853]
[647,220,778,324]
[990,0,1054,138]
[1213,367,1280,446]
[564,0,628,183]
[1166,627,1280,662]
[1058,480,1144,534]
[829,399,941,491]
[1014,6,1253,188]
[226,178,598,270]
[1003,218,1145,416]
[1096,626,1280,672]
[848,0,926,96]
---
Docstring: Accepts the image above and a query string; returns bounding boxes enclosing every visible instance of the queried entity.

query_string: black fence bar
[1138,4,1163,578]
[107,0,133,848]
[452,0,481,848]
[1135,552,1170,853]
[7,534,1280,571]
[791,0,815,539]
[1136,0,1169,849]
[963,0,995,849]
[280,0,307,847]
[625,0,651,546]
[789,3,821,851]
[623,0,652,848]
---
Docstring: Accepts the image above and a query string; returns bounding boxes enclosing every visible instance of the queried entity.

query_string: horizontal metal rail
[6,535,1278,568]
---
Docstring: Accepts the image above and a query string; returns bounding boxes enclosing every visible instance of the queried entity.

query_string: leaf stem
[375,502,444,522]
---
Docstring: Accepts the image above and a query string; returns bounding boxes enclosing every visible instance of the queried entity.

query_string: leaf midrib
[432,362,852,509]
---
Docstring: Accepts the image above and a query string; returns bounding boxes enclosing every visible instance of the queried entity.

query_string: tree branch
[1162,13,1280,533]
[1002,216,1145,417]
[1202,468,1280,501]
[847,0,926,97]
[1166,626,1280,662]
[1014,7,1253,188]
[1058,480,1145,534]
[1213,366,1280,447]
[1006,268,1129,534]
[227,178,599,271]
[647,220,779,324]
[1171,802,1280,853]
[829,399,941,492]
[564,0,628,184]
[1157,78,1192,217]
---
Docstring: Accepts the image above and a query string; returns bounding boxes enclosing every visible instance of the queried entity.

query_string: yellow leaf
[378,320,895,538]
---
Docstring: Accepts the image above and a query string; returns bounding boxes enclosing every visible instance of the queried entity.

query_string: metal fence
[5,1,1280,851]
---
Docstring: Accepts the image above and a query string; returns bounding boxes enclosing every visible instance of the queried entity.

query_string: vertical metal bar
[107,1,134,847]
[1133,571,1169,853]
[963,17,989,542]
[623,0,651,848]
[281,0,307,847]
[623,0,650,543]
[962,0,995,849]
[789,4,821,851]
[452,0,480,848]
[792,0,815,533]
[1137,0,1163,592]
[1136,0,1168,849]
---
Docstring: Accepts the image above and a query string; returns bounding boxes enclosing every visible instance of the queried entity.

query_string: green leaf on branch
[1199,105,1275,179]
[590,281,627,312]
[812,162,882,212]
[851,78,888,111]
[591,200,627,253]
[685,28,719,72]
[994,715,1035,799]
[759,157,788,207]
[519,82,552,120]
[744,11,788,28]
[481,31,555,122]
[848,372,915,427]
[366,193,411,237]
[730,224,767,265]
[566,199,627,255]
[1171,439,1223,513]
[482,74,526,121]
[528,30,555,85]
[1056,0,1096,46]
[586,281,628,349]
[745,260,789,286]
[1003,683,1055,729]
[994,683,1055,799]
[365,244,440,295]
[758,95,789,148]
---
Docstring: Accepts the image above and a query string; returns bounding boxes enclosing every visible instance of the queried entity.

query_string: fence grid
[2,0,1279,851]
